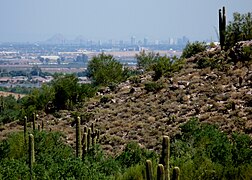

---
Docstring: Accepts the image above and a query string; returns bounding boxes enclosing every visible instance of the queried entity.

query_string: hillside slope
[80,41,252,154]
[1,41,252,156]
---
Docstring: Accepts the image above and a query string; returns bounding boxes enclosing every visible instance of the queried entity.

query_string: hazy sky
[0,0,251,42]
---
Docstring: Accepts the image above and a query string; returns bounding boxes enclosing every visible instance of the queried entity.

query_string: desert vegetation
[0,7,252,180]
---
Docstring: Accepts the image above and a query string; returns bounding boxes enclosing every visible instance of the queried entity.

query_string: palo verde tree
[136,50,160,71]
[87,53,124,86]
[181,41,207,59]
[225,12,252,49]
[52,74,79,110]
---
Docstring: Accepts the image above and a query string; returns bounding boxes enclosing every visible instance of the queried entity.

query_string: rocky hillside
[1,41,252,156]
[79,41,252,154]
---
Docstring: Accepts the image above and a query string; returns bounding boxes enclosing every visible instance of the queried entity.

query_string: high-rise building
[144,37,148,46]
[119,40,124,46]
[131,36,136,45]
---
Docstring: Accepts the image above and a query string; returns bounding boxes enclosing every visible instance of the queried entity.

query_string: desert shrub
[78,83,97,101]
[136,51,159,70]
[144,82,164,93]
[0,159,29,179]
[116,142,157,169]
[0,95,22,124]
[241,45,252,61]
[181,41,207,58]
[0,131,159,179]
[196,57,221,69]
[152,56,184,80]
[87,53,124,86]
[225,12,252,50]
[128,75,141,84]
[171,118,252,180]
[116,164,145,180]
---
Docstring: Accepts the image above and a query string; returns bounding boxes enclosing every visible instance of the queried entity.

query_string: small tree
[136,51,160,71]
[225,12,252,49]
[181,41,207,59]
[87,53,124,86]
[52,74,79,110]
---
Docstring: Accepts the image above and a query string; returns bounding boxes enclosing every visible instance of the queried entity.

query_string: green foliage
[136,51,183,80]
[116,142,157,169]
[128,75,141,84]
[170,118,252,180]
[240,45,252,61]
[116,164,145,180]
[87,53,124,86]
[181,41,207,58]
[225,12,252,49]
[52,74,79,110]
[0,95,22,124]
[152,56,184,80]
[1,120,251,179]
[136,51,160,70]
[0,86,33,94]
[196,57,222,69]
[0,131,157,179]
[22,84,54,111]
[144,82,164,93]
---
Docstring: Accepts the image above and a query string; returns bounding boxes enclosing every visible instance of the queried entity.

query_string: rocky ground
[1,41,252,156]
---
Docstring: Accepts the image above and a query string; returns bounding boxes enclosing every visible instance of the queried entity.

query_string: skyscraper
[131,36,136,45]
[144,37,148,46]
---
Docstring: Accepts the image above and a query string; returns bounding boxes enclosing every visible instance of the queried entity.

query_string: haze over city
[0,0,251,43]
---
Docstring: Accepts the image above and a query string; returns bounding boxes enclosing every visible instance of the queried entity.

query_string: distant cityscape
[0,34,190,50]
[0,35,189,88]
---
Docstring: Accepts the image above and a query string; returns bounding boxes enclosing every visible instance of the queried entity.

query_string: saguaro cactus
[157,164,165,180]
[82,132,88,158]
[219,6,226,50]
[24,116,27,145]
[76,117,82,158]
[32,113,36,131]
[160,136,170,180]
[41,120,44,131]
[146,160,153,180]
[87,128,91,151]
[29,134,35,179]
[96,129,100,142]
[171,167,180,180]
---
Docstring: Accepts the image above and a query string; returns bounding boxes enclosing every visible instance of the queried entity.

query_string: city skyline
[0,0,251,43]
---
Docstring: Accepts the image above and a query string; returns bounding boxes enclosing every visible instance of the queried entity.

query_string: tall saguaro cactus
[29,134,35,180]
[171,167,180,180]
[24,116,27,145]
[146,160,154,180]
[76,117,82,158]
[219,6,226,50]
[82,132,88,158]
[157,164,165,180]
[32,113,36,131]
[160,136,170,180]
[146,136,180,180]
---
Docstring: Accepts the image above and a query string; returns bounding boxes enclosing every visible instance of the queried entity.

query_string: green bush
[136,51,160,70]
[170,118,252,180]
[116,142,157,169]
[0,95,22,124]
[225,12,252,50]
[181,41,207,58]
[144,82,164,93]
[0,131,158,179]
[152,56,184,80]
[87,53,124,86]
[241,45,252,61]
